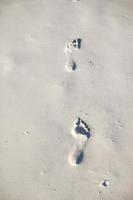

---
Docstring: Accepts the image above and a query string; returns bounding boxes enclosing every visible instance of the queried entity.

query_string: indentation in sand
[102,180,110,187]
[65,55,76,72]
[69,118,91,166]
[64,38,81,72]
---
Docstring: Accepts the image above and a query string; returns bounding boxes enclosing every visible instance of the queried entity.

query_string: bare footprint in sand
[64,38,81,72]
[69,118,91,166]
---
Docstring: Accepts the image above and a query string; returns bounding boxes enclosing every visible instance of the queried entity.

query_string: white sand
[0,0,133,199]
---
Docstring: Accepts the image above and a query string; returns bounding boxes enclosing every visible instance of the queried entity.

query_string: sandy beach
[0,0,133,199]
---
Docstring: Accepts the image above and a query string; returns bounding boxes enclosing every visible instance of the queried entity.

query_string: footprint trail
[69,117,91,166]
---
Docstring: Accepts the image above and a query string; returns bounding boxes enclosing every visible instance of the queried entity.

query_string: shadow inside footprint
[75,118,91,138]
[72,61,76,71]
[71,38,82,49]
[77,38,82,49]
[76,151,84,165]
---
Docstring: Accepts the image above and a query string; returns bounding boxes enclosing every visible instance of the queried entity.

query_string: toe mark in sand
[72,117,91,139]
[71,38,81,49]
[65,38,81,53]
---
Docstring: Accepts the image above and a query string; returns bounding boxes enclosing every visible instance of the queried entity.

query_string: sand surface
[0,0,133,199]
